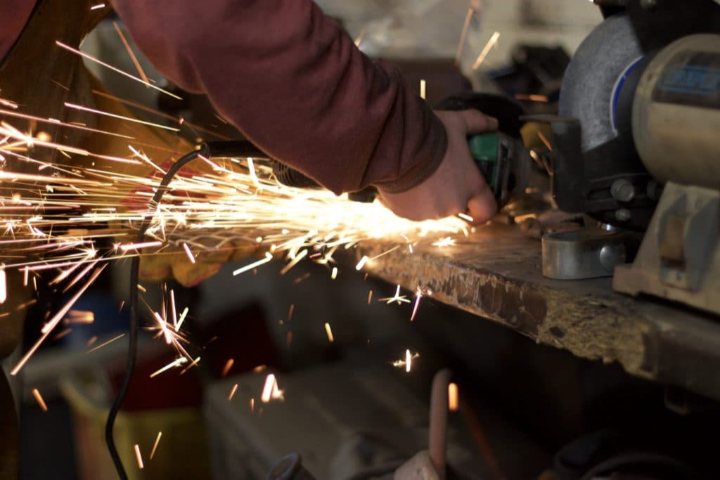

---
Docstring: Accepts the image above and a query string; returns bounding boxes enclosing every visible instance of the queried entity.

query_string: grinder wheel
[559,14,644,153]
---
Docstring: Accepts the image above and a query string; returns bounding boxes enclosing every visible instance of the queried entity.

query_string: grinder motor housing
[551,0,720,315]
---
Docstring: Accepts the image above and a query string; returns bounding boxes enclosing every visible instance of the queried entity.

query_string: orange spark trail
[0,268,6,304]
[221,358,234,377]
[448,383,459,412]
[472,31,500,70]
[324,322,334,343]
[149,432,162,460]
[32,388,48,412]
[11,265,106,375]
[87,333,126,354]
[134,444,144,469]
[228,383,239,401]
[64,102,180,132]
[55,41,181,100]
[113,21,150,85]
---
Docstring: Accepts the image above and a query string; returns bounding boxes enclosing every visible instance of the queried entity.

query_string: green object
[468,132,500,189]
[468,133,499,163]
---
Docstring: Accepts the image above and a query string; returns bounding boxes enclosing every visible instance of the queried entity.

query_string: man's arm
[111,0,446,195]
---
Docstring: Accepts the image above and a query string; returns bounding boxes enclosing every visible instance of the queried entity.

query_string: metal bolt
[615,208,632,222]
[640,0,657,8]
[610,179,635,203]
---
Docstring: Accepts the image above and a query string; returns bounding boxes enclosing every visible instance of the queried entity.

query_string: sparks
[353,28,367,48]
[176,307,189,331]
[170,289,177,329]
[379,285,411,305]
[260,373,284,403]
[472,31,500,70]
[457,212,474,222]
[32,388,48,412]
[182,242,196,263]
[514,93,549,103]
[448,383,459,412]
[221,358,234,377]
[228,383,239,401]
[537,130,553,151]
[410,287,425,322]
[55,41,181,100]
[87,333,126,354]
[149,357,187,378]
[11,266,106,376]
[392,349,420,373]
[355,255,369,271]
[134,444,144,470]
[432,237,456,248]
[149,432,162,460]
[64,102,180,132]
[233,252,273,276]
[112,21,149,84]
[119,240,163,252]
[279,249,307,275]
[455,4,475,64]
[65,309,94,325]
[324,322,334,343]
[180,356,201,375]
[0,268,6,304]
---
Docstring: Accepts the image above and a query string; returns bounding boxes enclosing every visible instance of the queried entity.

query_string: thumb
[466,188,497,225]
[460,109,498,133]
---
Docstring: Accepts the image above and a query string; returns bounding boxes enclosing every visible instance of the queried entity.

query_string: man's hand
[378,110,499,225]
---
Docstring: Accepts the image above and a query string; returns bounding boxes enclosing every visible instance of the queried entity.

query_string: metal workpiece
[541,229,632,280]
[355,224,720,402]
[614,182,720,315]
[632,34,720,190]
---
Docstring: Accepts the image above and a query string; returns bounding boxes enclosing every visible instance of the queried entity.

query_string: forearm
[111,0,446,194]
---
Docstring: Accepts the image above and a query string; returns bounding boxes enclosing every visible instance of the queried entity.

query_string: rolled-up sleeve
[110,0,446,194]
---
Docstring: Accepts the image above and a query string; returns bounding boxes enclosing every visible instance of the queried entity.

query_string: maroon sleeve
[110,0,446,194]
[0,1,36,61]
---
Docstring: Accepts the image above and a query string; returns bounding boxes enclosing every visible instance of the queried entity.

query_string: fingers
[458,109,498,133]
[466,187,497,225]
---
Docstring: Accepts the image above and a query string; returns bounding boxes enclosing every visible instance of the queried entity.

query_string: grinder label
[653,51,720,110]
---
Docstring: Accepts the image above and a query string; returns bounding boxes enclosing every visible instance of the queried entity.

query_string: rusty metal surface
[356,224,720,401]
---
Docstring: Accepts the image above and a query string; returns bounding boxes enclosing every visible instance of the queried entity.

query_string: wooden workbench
[357,224,720,402]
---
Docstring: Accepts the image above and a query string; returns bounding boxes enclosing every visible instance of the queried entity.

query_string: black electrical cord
[104,140,267,479]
